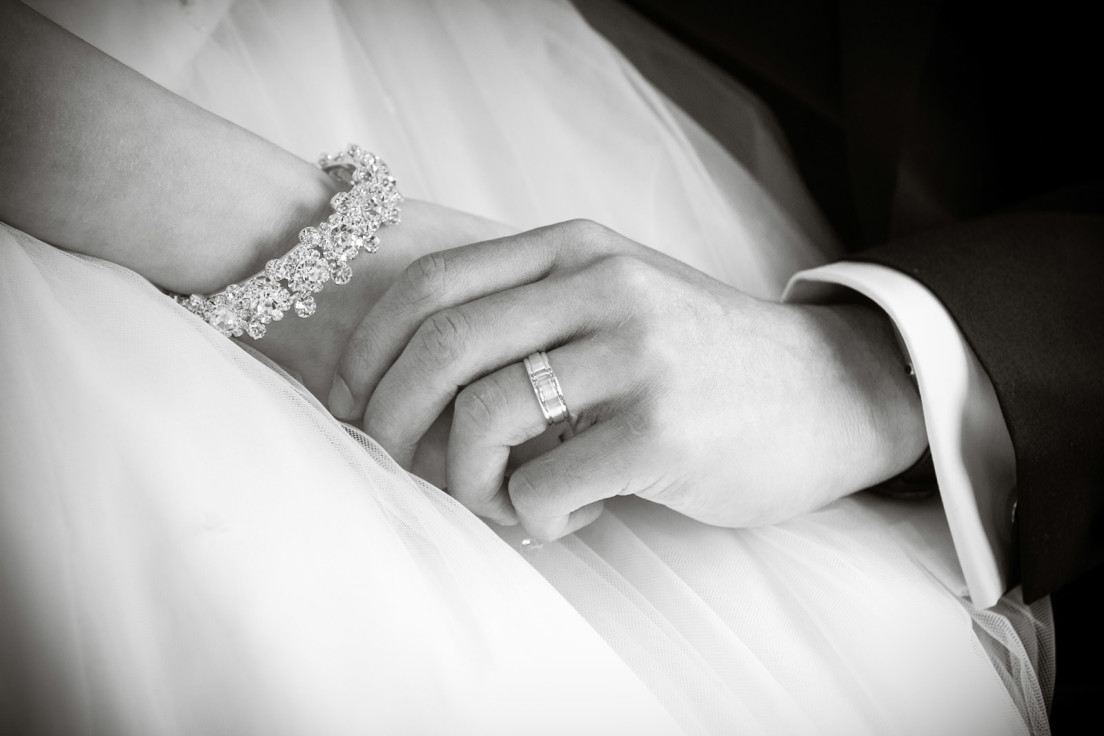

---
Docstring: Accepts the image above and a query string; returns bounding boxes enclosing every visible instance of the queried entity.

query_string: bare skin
[333,220,927,538]
[0,1,513,400]
[2,2,926,538]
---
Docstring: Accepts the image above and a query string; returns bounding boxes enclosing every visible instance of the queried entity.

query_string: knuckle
[413,308,472,366]
[547,218,637,262]
[402,252,450,307]
[453,379,507,434]
[631,320,674,369]
[562,218,610,242]
[596,254,658,296]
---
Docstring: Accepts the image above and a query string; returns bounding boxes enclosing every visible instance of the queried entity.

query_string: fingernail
[328,374,355,419]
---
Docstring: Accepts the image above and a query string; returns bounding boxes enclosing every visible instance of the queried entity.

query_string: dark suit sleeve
[600,0,1104,602]
[849,208,1104,601]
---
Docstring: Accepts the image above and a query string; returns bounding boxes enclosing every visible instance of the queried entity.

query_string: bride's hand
[0,5,517,406]
[329,220,928,537]
[251,199,516,400]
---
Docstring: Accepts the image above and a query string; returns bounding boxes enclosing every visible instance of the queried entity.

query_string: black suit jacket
[835,1,1104,602]
[856,207,1104,601]
[606,0,1104,602]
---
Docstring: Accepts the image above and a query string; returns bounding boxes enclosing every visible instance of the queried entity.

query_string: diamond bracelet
[174,145,402,339]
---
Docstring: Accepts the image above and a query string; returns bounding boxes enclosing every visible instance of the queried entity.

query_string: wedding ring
[523,351,570,426]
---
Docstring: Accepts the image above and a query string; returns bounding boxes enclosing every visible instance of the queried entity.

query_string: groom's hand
[331,220,927,537]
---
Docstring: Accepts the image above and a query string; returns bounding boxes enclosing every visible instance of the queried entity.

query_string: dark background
[601,1,1103,732]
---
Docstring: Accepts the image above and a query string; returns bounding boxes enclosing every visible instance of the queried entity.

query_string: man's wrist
[803,302,929,495]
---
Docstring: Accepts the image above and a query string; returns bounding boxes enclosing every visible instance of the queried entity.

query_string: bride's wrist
[245,198,520,399]
[230,165,343,287]
[185,148,410,397]
[176,146,402,336]
[175,158,342,294]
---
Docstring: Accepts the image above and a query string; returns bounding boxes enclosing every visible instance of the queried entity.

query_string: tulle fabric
[4,0,1053,734]
[32,0,837,299]
[0,225,681,735]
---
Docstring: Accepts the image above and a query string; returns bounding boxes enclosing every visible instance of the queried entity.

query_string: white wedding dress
[0,1,1053,734]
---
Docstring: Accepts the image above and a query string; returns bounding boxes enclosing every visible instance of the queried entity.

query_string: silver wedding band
[523,351,570,426]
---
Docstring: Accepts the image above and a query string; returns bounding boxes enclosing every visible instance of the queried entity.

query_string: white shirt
[785,263,1017,608]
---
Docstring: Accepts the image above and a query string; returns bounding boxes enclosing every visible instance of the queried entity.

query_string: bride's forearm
[0,1,519,403]
[0,1,336,293]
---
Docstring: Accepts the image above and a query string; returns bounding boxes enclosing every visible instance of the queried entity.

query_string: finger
[409,403,452,490]
[509,417,647,541]
[520,500,606,541]
[507,418,573,472]
[443,361,550,525]
[331,219,623,421]
[361,266,619,467]
[446,340,628,525]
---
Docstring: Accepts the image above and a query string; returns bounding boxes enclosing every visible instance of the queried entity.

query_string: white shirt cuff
[783,262,1016,608]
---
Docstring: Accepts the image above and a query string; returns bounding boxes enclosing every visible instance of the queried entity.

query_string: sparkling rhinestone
[264,259,287,281]
[306,262,329,289]
[365,236,381,253]
[246,321,266,339]
[333,263,353,285]
[299,227,324,247]
[330,192,348,212]
[186,295,206,314]
[289,255,325,292]
[283,248,302,267]
[210,307,240,335]
[267,289,291,320]
[294,296,316,318]
[253,294,282,322]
